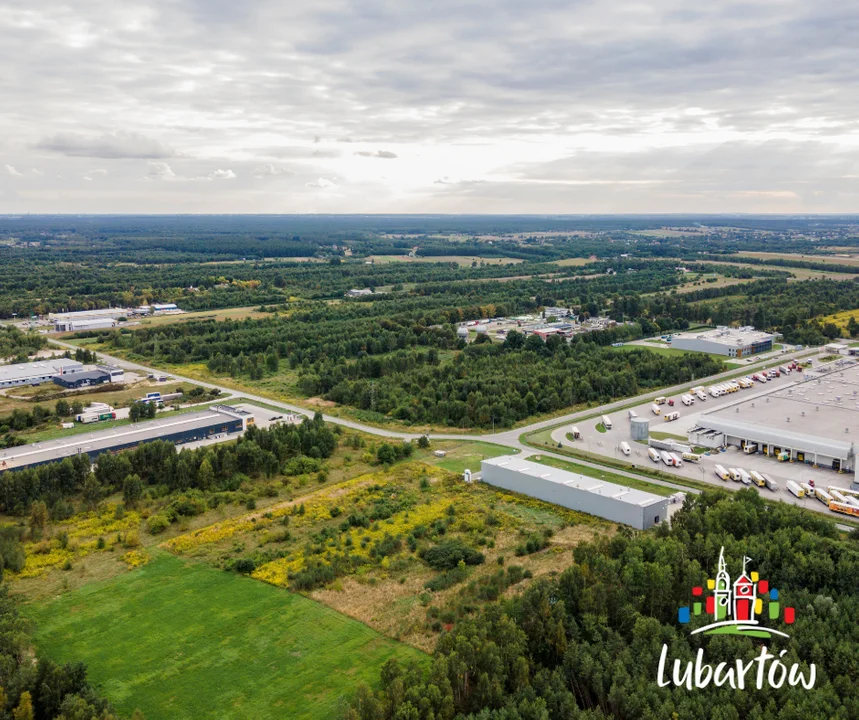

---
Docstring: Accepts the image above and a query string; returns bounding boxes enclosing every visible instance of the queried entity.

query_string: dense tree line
[0,414,337,515]
[347,489,859,720]
[0,326,46,361]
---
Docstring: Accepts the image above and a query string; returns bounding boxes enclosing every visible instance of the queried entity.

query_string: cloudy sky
[1,0,857,213]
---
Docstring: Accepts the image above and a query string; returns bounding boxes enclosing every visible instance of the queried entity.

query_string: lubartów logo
[656,547,816,690]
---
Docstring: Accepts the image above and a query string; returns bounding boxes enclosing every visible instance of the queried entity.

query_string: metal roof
[0,358,83,383]
[0,408,242,471]
[481,455,665,507]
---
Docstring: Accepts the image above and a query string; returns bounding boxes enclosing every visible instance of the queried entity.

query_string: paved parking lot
[549,370,857,517]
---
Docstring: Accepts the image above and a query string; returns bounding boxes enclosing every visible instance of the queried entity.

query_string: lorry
[628,409,638,420]
[620,441,631,456]
[651,403,661,415]
[601,415,612,430]
[762,473,778,491]
[664,411,680,422]
[648,448,660,462]
[749,470,766,487]
[681,394,695,406]
[779,365,791,375]
[714,464,729,480]
[786,480,804,498]
[743,443,758,455]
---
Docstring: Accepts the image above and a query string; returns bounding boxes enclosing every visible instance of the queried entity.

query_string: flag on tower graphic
[677,547,796,639]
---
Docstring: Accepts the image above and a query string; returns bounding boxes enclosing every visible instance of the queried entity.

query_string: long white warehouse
[0,358,83,388]
[481,456,669,530]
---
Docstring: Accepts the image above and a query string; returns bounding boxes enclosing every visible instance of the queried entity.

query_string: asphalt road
[49,339,854,529]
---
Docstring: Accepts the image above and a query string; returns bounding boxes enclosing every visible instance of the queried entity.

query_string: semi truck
[714,464,729,480]
[620,441,631,456]
[786,480,804,498]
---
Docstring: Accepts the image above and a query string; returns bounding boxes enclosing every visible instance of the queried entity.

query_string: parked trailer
[648,448,660,462]
[728,468,742,482]
[800,482,815,496]
[660,450,675,466]
[829,500,859,518]
[628,409,638,420]
[830,489,848,504]
[786,481,804,498]
[779,365,791,375]
[714,464,729,480]
[708,386,721,398]
[749,470,766,487]
[620,441,631,456]
[681,452,701,463]
[571,426,581,439]
[655,396,668,405]
[695,390,707,401]
[814,488,834,505]
[601,415,612,430]
[743,443,758,455]
[762,474,779,491]
[651,403,661,415]
[738,469,752,486]
[681,394,694,406]
[664,411,680,422]
[846,497,859,508]
[828,485,859,499]
[669,452,683,467]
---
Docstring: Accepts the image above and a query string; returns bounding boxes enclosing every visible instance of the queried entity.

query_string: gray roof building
[0,358,83,387]
[481,456,668,530]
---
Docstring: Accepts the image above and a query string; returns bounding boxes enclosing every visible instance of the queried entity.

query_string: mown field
[25,553,423,720]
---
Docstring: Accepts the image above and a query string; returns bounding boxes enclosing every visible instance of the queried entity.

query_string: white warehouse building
[0,358,84,388]
[480,456,669,530]
[670,326,776,358]
[51,308,129,332]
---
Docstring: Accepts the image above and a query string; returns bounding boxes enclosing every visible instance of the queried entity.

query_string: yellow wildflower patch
[122,549,150,568]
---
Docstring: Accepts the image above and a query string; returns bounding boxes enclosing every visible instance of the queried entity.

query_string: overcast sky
[1,0,857,214]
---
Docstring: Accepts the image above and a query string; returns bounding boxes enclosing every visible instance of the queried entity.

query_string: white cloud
[207,168,236,180]
[35,131,177,159]
[145,161,176,180]
[4,165,24,177]
[252,163,295,178]
[305,177,337,188]
[355,150,398,159]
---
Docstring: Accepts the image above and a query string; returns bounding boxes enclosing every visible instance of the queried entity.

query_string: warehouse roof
[54,370,110,384]
[698,360,859,458]
[0,358,82,383]
[49,308,129,320]
[671,326,774,348]
[0,408,244,471]
[481,456,665,508]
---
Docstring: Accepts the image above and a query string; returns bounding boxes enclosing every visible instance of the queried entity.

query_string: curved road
[50,339,852,528]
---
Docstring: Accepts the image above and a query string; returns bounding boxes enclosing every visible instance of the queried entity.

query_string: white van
[620,441,631,456]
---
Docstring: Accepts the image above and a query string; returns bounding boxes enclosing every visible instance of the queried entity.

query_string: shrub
[147,514,170,534]
[232,558,256,574]
[424,565,469,592]
[514,534,550,556]
[123,530,141,548]
[420,540,485,570]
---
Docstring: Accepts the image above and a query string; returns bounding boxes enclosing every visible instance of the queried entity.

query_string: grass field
[366,255,523,266]
[738,251,859,266]
[415,439,514,473]
[25,553,424,720]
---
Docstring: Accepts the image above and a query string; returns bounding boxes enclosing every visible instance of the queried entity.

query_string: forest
[346,489,859,720]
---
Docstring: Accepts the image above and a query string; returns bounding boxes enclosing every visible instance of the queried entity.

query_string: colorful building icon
[678,546,795,639]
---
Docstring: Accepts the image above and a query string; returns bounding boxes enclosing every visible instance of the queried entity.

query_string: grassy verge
[24,552,424,720]
[527,454,674,497]
[415,439,515,473]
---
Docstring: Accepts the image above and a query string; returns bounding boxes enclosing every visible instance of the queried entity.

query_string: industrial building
[0,358,83,388]
[53,369,112,389]
[691,361,859,487]
[480,456,669,530]
[0,405,251,472]
[670,326,775,358]
[50,308,129,332]
[152,303,180,313]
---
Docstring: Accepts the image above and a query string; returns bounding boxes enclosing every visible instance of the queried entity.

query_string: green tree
[122,474,143,507]
[13,691,33,720]
[55,399,70,417]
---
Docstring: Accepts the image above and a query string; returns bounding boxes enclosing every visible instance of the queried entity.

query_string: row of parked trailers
[791,483,859,517]
[648,448,701,467]
[713,464,779,490]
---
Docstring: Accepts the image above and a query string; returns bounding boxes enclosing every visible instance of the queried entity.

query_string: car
[269,415,284,421]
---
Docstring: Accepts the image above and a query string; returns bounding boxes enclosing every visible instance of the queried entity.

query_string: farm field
[738,251,859,266]
[130,305,271,328]
[416,439,515,473]
[819,308,859,331]
[25,553,423,720]
[366,254,523,265]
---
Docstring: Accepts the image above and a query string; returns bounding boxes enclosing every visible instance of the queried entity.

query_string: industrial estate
[1,215,858,720]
